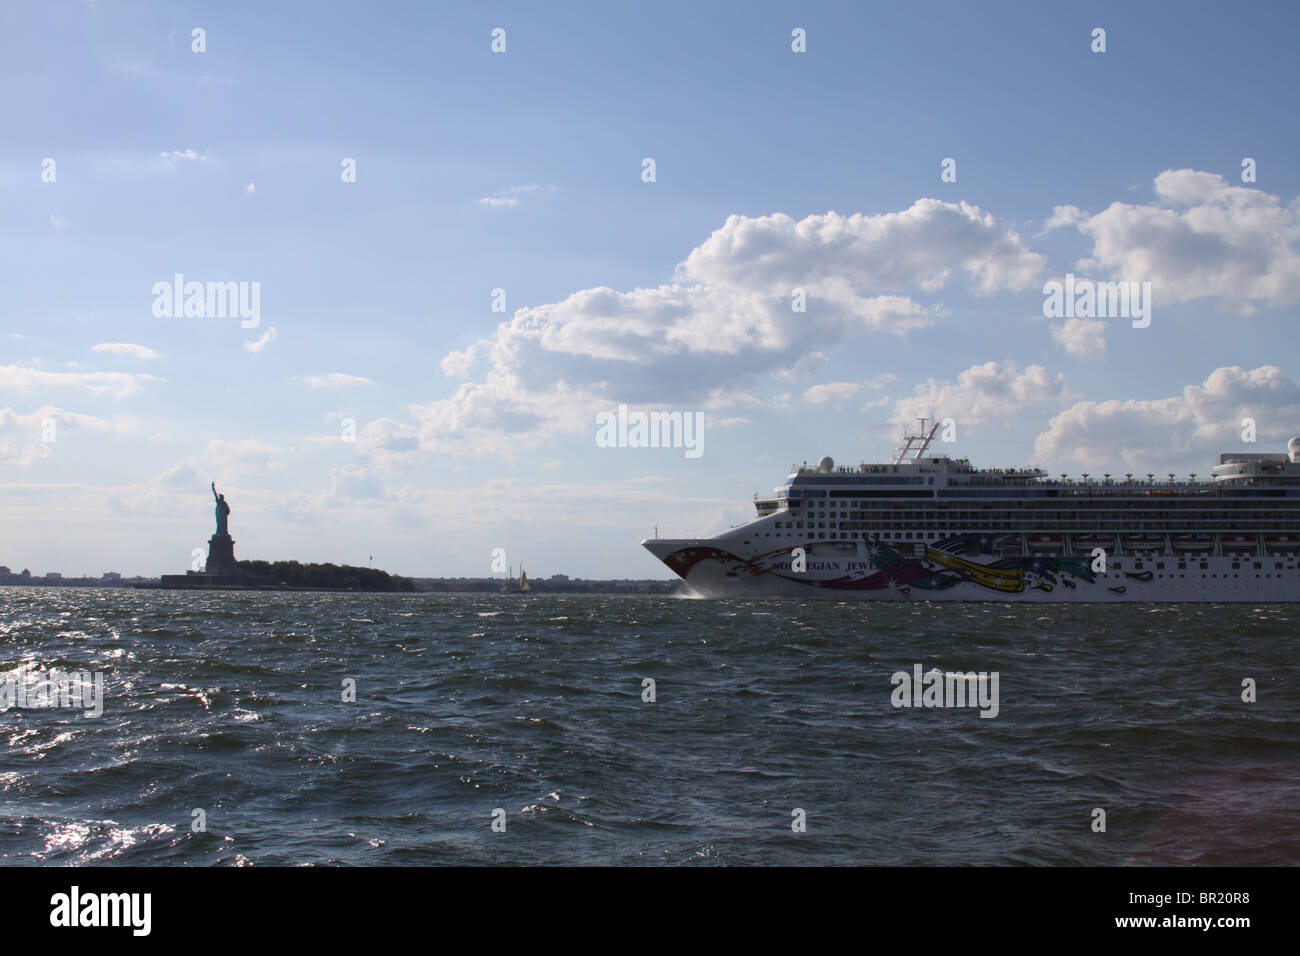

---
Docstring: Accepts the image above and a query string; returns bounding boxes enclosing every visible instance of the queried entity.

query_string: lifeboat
[1071,533,1115,553]
[1026,534,1063,552]
[1264,535,1300,553]
[1219,535,1258,554]
[1171,534,1215,552]
[1121,534,1164,552]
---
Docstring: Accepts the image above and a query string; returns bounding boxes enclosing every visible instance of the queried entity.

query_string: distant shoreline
[0,577,682,594]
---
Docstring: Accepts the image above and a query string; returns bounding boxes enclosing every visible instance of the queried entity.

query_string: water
[1,587,1296,866]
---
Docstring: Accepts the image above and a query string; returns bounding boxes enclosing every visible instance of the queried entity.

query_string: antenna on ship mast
[891,416,941,464]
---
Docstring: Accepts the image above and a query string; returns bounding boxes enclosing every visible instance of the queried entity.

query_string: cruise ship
[642,421,1300,602]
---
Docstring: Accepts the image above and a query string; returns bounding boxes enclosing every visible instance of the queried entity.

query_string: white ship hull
[643,537,1300,603]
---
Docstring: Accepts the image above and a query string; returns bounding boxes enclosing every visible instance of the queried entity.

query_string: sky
[2,0,1299,580]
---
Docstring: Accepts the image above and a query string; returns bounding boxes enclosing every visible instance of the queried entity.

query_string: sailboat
[499,566,531,594]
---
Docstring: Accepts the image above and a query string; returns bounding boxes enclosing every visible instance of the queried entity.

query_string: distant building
[0,566,10,576]
[549,573,570,582]
[44,572,63,580]
[102,572,122,581]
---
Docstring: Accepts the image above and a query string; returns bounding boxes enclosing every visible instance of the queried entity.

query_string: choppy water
[0,586,1296,866]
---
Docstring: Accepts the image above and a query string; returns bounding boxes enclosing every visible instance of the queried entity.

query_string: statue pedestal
[205,534,238,574]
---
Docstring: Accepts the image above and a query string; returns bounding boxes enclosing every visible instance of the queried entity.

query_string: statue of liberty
[212,482,231,537]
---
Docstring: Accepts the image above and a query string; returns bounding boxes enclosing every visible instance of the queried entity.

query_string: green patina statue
[212,482,231,537]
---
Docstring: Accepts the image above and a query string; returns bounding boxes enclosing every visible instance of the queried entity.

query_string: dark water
[0,586,1296,866]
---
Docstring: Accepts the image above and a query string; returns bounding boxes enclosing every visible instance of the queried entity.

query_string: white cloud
[778,352,828,381]
[803,381,863,405]
[1034,365,1300,470]
[244,182,256,195]
[355,418,420,470]
[1060,169,1300,314]
[1050,318,1107,358]
[439,345,478,378]
[892,360,1069,429]
[1043,205,1086,231]
[0,406,118,468]
[243,326,279,354]
[159,148,214,162]
[207,439,286,477]
[419,201,1043,456]
[478,184,556,208]
[294,372,374,389]
[91,342,162,360]
[0,364,161,398]
[677,202,1045,297]
[154,461,204,488]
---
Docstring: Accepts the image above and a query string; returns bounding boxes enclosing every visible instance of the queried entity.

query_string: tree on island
[235,559,416,591]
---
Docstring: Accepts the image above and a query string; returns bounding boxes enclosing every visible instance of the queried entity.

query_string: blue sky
[3,0,1299,579]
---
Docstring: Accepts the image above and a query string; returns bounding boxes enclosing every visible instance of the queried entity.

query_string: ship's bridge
[1212,444,1300,486]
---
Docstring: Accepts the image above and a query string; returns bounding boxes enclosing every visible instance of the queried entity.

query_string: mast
[891,417,941,464]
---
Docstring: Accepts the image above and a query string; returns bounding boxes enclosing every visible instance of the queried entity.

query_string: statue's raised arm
[212,481,219,501]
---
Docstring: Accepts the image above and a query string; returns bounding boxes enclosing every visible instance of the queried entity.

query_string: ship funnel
[817,456,834,473]
[1289,437,1300,463]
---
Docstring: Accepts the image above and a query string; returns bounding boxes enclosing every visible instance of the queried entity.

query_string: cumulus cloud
[892,360,1069,429]
[1034,365,1300,470]
[676,202,1045,297]
[439,345,478,378]
[416,201,1044,455]
[1044,205,1086,231]
[1050,318,1107,358]
[1058,169,1300,314]
[355,418,421,470]
[91,342,162,360]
